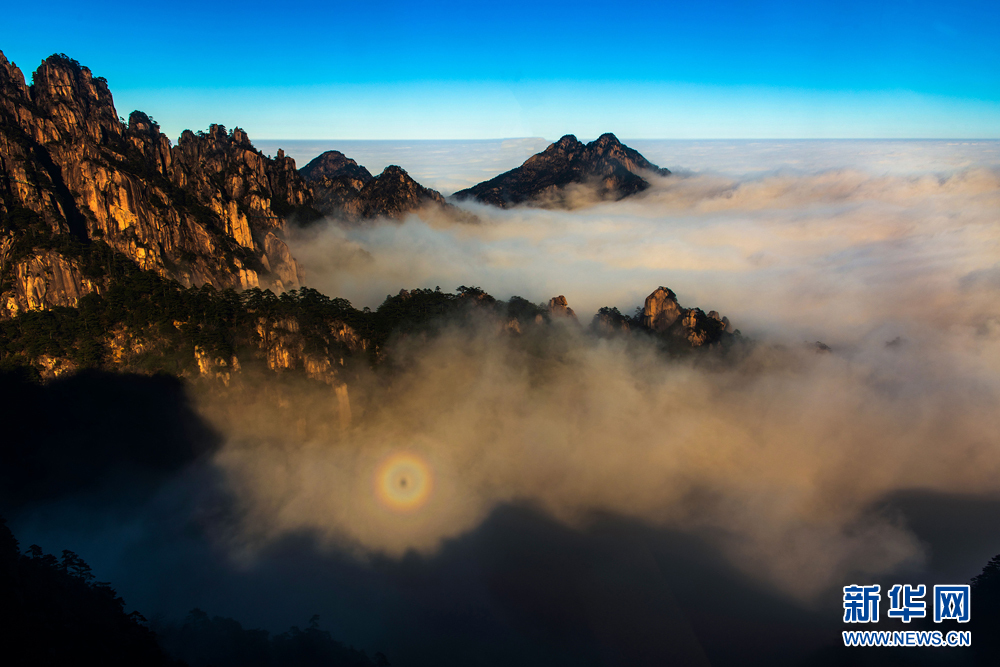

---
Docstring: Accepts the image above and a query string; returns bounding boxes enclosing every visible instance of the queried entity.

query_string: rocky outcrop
[452,133,670,208]
[547,295,576,319]
[5,279,370,386]
[643,287,683,332]
[347,165,447,219]
[640,287,730,348]
[300,150,373,219]
[593,287,734,348]
[0,51,313,316]
[194,345,240,387]
[708,310,731,334]
[303,157,450,222]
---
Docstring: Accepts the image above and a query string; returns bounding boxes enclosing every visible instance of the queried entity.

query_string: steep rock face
[452,133,670,208]
[3,250,98,316]
[0,51,312,316]
[254,315,367,383]
[643,286,683,332]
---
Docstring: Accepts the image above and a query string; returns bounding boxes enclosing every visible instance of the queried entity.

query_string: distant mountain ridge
[299,150,373,183]
[299,151,449,221]
[452,133,671,208]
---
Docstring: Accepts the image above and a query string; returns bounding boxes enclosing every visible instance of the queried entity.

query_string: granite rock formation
[299,149,373,184]
[547,295,577,319]
[452,133,670,208]
[591,287,733,347]
[300,149,372,218]
[641,286,731,347]
[643,286,683,332]
[0,51,314,316]
[300,151,449,222]
[347,165,447,220]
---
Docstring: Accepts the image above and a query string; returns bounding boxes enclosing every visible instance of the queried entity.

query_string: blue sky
[2,0,998,139]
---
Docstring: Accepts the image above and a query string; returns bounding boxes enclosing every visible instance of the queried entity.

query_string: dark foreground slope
[3,504,999,667]
[0,517,177,666]
[452,133,671,208]
[0,518,386,667]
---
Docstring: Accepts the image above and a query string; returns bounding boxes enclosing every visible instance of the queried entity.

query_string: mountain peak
[349,164,446,220]
[452,132,670,208]
[303,155,449,222]
[0,50,28,99]
[0,51,315,313]
[379,165,410,179]
[300,150,373,183]
[593,132,622,147]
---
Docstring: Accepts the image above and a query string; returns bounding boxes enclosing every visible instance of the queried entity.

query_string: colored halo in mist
[374,452,433,512]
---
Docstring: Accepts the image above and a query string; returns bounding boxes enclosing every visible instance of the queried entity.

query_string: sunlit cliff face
[205,142,1000,601]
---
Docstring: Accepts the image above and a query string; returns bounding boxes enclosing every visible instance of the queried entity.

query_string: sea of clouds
[198,140,1000,600]
[277,139,1000,344]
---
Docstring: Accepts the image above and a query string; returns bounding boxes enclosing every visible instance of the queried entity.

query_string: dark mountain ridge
[348,165,447,219]
[299,150,373,184]
[300,153,448,222]
[0,517,386,667]
[452,133,671,208]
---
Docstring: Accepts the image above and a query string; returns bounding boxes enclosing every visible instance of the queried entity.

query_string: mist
[285,141,999,346]
[208,140,1000,599]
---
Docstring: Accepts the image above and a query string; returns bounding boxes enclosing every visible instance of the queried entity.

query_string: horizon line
[254,137,1000,142]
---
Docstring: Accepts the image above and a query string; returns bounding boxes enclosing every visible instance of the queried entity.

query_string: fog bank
[211,141,1000,599]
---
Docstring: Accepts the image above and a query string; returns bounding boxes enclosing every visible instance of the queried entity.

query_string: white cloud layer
[203,140,1000,599]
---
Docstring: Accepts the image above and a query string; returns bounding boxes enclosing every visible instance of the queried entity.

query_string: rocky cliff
[300,151,449,222]
[0,51,315,317]
[452,133,670,208]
